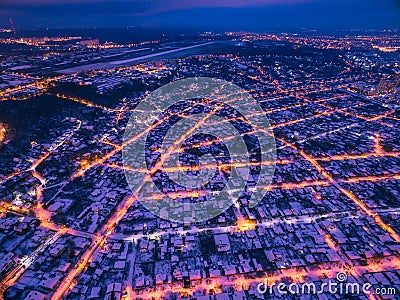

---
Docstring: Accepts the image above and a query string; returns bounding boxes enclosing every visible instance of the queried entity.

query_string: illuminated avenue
[0,31,399,300]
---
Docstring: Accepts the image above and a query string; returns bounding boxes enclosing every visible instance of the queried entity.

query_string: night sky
[1,0,400,31]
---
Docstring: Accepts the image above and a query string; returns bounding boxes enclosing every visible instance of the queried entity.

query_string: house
[214,234,231,252]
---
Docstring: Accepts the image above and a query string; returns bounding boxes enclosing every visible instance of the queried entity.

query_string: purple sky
[1,0,399,30]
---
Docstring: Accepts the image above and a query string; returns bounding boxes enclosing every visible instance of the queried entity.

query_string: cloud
[1,0,311,15]
[0,0,313,22]
[0,0,398,30]
[140,0,311,13]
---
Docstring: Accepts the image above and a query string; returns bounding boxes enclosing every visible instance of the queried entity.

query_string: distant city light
[0,123,6,143]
